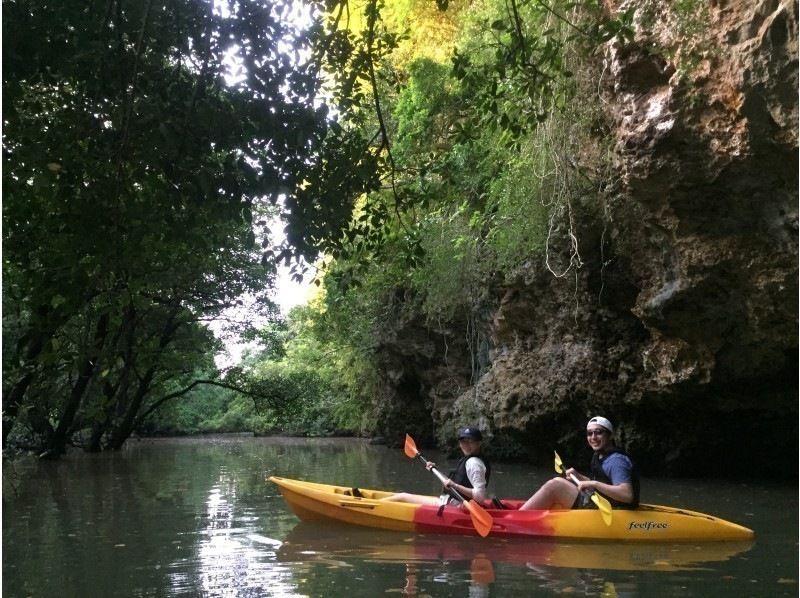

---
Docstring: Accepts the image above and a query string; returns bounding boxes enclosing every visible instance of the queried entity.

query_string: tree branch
[134,378,279,427]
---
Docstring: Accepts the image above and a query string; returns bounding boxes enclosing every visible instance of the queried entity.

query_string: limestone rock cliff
[374,0,797,477]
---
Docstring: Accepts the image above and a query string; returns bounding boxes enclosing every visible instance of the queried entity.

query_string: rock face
[375,0,797,477]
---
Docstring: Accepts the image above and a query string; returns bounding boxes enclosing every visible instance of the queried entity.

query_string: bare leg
[518,477,579,510]
[380,492,440,505]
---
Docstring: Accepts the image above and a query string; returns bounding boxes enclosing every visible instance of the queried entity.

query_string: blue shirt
[600,452,634,486]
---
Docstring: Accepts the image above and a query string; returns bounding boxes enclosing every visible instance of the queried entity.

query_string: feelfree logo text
[628,521,669,530]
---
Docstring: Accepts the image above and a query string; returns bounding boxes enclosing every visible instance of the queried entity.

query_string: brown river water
[2,436,796,597]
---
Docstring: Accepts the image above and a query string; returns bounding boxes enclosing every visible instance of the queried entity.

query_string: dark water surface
[2,436,796,597]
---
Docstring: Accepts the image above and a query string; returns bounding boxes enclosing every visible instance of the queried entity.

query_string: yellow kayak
[270,476,755,542]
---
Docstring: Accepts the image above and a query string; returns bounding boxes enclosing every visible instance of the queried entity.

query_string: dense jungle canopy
[3,0,797,476]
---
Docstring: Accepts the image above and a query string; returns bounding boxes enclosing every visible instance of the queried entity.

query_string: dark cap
[457,426,482,441]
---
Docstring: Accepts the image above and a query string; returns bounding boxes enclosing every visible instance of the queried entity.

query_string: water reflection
[184,478,300,597]
[278,521,753,572]
[276,521,754,595]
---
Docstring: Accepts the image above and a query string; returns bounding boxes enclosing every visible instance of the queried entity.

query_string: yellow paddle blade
[601,581,619,598]
[554,450,565,474]
[591,493,614,526]
[554,448,613,526]
[404,434,419,459]
[464,499,494,537]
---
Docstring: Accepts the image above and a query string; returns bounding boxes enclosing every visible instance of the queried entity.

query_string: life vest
[449,454,491,489]
[435,454,491,513]
[590,448,640,508]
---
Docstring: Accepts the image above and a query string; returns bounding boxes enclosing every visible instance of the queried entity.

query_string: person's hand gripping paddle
[554,450,613,526]
[404,434,493,537]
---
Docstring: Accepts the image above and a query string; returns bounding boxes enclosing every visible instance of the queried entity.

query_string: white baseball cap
[587,416,614,434]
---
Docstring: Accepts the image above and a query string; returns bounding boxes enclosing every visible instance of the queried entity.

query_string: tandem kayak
[269,476,754,542]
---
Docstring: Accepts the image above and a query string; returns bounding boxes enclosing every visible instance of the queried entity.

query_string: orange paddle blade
[464,500,494,537]
[404,433,493,537]
[470,557,495,584]
[404,434,419,459]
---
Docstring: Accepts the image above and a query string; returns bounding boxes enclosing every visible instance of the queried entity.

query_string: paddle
[554,450,613,526]
[470,557,495,585]
[404,434,493,537]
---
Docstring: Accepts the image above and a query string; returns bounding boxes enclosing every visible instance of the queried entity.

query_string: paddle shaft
[565,469,611,508]
[413,452,470,503]
[554,453,585,489]
[563,468,595,496]
[404,434,493,537]
[566,471,584,487]
[562,464,606,502]
[555,450,613,526]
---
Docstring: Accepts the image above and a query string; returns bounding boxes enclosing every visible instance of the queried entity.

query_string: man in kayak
[519,416,639,510]
[381,426,490,505]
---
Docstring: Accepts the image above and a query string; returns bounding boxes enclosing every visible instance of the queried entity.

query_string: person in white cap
[382,426,490,505]
[518,416,639,511]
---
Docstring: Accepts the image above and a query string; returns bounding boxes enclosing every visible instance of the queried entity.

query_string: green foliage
[409,206,483,321]
[635,0,715,84]
[280,302,380,433]
[219,301,381,437]
[393,59,455,165]
[483,138,556,268]
[143,0,615,440]
[272,0,612,440]
[451,1,571,144]
[1,0,623,448]
[138,381,235,436]
[248,364,337,435]
[2,0,381,453]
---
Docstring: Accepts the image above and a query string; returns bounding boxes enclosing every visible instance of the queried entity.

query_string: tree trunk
[2,334,45,447]
[107,368,156,451]
[107,305,181,450]
[44,312,110,457]
[86,303,137,453]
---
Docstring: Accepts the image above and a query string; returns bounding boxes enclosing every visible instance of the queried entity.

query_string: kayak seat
[344,487,364,498]
[491,497,510,510]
